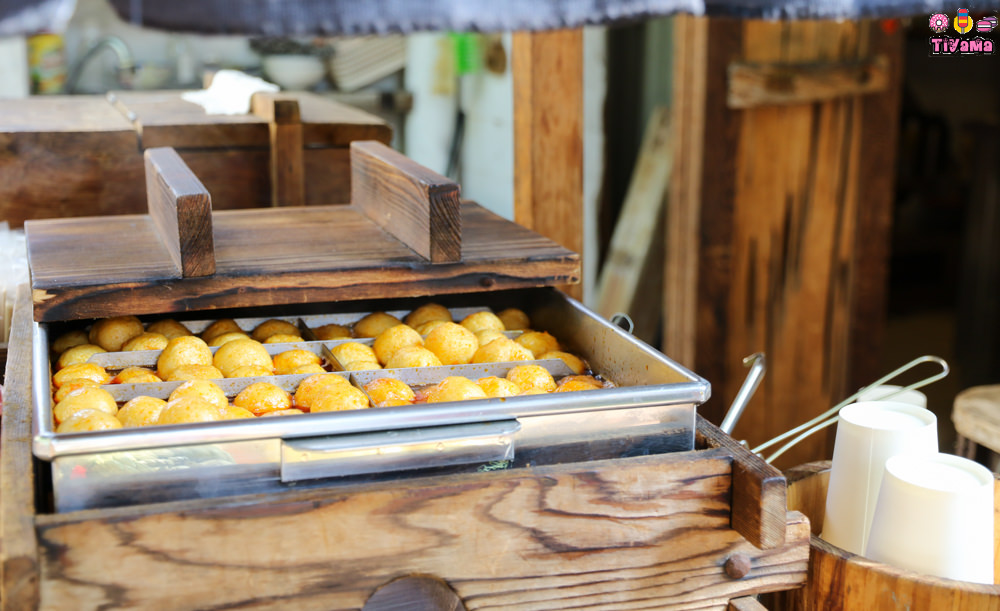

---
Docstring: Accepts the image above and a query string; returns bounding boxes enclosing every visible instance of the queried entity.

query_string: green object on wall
[450,32,480,74]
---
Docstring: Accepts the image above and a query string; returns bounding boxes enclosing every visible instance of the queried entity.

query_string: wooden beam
[251,92,305,207]
[512,28,584,299]
[727,55,890,109]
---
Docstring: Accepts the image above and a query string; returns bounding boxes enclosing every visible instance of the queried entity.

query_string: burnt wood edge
[351,140,462,263]
[697,415,787,549]
[144,147,216,277]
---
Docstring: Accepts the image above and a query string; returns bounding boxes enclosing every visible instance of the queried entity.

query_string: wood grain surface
[666,19,904,468]
[512,28,584,300]
[697,418,787,550]
[26,203,578,321]
[0,286,40,610]
[767,461,1000,611]
[351,141,462,263]
[144,148,216,277]
[252,93,306,207]
[28,448,808,610]
[727,55,889,109]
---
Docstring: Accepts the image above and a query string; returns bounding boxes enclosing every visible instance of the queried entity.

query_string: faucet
[65,35,136,94]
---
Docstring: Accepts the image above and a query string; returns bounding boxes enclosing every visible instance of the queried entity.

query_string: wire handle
[753,355,949,464]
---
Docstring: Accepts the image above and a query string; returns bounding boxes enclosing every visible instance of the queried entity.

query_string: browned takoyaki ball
[363,378,416,407]
[373,325,423,365]
[117,396,168,427]
[165,364,225,382]
[273,349,322,375]
[385,346,442,369]
[515,331,559,358]
[471,337,533,364]
[540,351,587,375]
[460,311,505,335]
[56,344,106,370]
[201,319,244,343]
[310,386,370,412]
[53,362,112,388]
[424,322,478,366]
[146,319,193,340]
[294,373,351,410]
[404,303,452,329]
[425,376,488,403]
[57,410,123,433]
[53,386,118,424]
[208,332,252,347]
[157,396,224,425]
[252,319,300,342]
[169,380,228,411]
[353,312,403,338]
[314,323,352,341]
[477,376,521,398]
[157,336,213,380]
[51,329,89,355]
[113,366,162,384]
[496,308,531,331]
[234,382,292,416]
[213,339,274,378]
[506,365,556,395]
[89,315,144,352]
[122,332,169,352]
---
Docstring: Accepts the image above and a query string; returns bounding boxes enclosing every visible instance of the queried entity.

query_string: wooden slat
[26,203,578,322]
[0,286,40,609]
[727,55,889,109]
[144,148,216,277]
[251,93,306,207]
[512,28,584,300]
[729,596,768,611]
[350,141,461,263]
[595,106,672,340]
[697,416,787,549]
[30,449,808,609]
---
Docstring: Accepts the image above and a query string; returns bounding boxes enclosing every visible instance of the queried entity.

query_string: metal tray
[32,288,710,512]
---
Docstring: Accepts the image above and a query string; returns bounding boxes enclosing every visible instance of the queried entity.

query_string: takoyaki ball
[555,380,602,393]
[415,320,448,336]
[385,346,442,369]
[329,342,377,367]
[201,319,243,343]
[273,349,322,375]
[404,303,452,329]
[340,359,382,372]
[122,332,169,352]
[53,386,118,424]
[51,329,89,355]
[353,312,403,338]
[57,409,123,433]
[373,324,423,365]
[506,365,556,395]
[314,323,352,341]
[53,379,98,403]
[558,374,603,388]
[289,363,326,375]
[113,366,162,384]
[208,332,252,347]
[157,336,213,380]
[474,329,506,348]
[56,344,106,370]
[540,351,587,376]
[228,365,275,378]
[294,373,350,410]
[497,308,531,331]
[424,322,478,365]
[213,339,273,378]
[251,319,299,343]
[515,331,559,358]
[425,376,488,403]
[310,385,370,412]
[260,408,305,417]
[471,338,533,364]
[165,364,225,382]
[117,396,167,427]
[218,405,255,420]
[169,379,228,411]
[363,378,416,407]
[460,311,505,335]
[146,318,193,340]
[89,315,144,352]
[157,396,224,425]
[477,376,521,398]
[53,362,111,388]
[234,382,292,416]
[263,333,304,344]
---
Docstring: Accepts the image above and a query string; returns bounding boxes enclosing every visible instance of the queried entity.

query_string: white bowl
[261,54,325,90]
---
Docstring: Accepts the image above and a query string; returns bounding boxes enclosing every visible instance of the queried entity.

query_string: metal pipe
[65,35,136,94]
[720,352,766,434]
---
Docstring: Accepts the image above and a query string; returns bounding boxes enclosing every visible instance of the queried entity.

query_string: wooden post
[512,28,584,300]
[666,18,905,467]
[251,92,305,207]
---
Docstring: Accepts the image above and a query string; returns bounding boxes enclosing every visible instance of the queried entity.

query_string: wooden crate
[0,91,391,227]
[1,285,809,609]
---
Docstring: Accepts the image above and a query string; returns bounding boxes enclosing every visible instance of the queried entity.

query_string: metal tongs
[720,352,767,435]
[753,355,950,463]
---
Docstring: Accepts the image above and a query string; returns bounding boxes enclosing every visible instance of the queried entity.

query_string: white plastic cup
[865,452,995,584]
[821,401,938,555]
[856,384,928,408]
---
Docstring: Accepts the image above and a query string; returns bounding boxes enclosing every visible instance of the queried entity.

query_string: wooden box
[0,91,390,227]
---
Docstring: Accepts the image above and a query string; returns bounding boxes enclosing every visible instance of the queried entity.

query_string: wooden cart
[2,141,809,609]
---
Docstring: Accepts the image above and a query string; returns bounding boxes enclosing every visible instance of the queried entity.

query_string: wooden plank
[144,148,216,277]
[728,596,768,611]
[252,93,306,207]
[727,55,889,109]
[303,147,352,205]
[595,106,672,340]
[26,203,578,322]
[512,28,584,300]
[0,286,39,609]
[351,141,461,263]
[31,448,808,609]
[697,416,787,549]
[295,91,393,147]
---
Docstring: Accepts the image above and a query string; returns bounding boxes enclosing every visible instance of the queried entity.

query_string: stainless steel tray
[33,288,710,512]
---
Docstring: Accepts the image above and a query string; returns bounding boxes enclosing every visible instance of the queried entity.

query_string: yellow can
[28,33,66,94]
